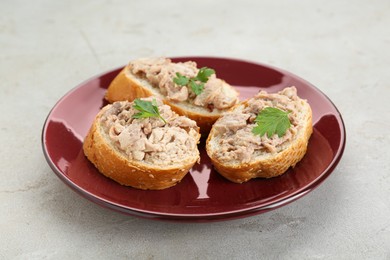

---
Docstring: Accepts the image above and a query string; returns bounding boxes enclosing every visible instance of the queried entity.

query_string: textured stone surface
[1,0,389,259]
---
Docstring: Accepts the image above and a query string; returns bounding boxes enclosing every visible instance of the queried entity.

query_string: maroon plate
[42,57,346,222]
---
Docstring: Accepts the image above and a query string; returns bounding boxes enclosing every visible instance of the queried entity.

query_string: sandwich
[206,86,313,183]
[105,57,239,133]
[83,97,201,190]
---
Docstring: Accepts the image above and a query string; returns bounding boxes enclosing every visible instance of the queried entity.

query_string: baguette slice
[83,98,201,190]
[206,87,312,183]
[105,58,239,133]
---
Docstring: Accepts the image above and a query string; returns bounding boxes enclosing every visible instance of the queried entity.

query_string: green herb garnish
[173,67,215,95]
[172,73,189,86]
[188,80,204,96]
[132,98,166,124]
[196,67,216,82]
[252,107,291,137]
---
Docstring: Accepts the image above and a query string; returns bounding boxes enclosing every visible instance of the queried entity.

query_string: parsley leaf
[172,67,215,95]
[173,72,189,86]
[189,81,205,96]
[252,107,291,137]
[132,98,166,124]
[194,67,215,83]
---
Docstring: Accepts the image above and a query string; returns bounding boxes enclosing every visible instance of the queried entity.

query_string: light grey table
[1,0,389,259]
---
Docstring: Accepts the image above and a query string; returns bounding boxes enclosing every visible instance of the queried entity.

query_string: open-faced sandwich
[105,57,239,133]
[83,97,201,190]
[206,87,313,183]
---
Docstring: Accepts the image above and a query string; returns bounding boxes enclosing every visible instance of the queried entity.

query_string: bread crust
[206,96,313,183]
[105,65,238,133]
[83,106,200,190]
[105,68,154,103]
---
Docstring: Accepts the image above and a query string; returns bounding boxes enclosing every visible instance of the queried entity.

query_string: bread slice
[83,98,201,190]
[105,58,239,133]
[206,87,313,183]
